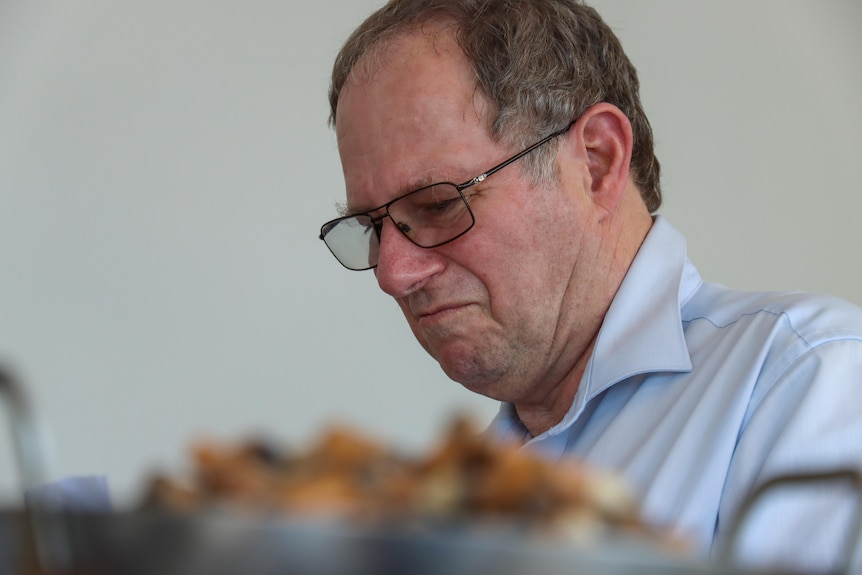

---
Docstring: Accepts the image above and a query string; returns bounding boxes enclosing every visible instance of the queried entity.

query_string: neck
[514,336,597,436]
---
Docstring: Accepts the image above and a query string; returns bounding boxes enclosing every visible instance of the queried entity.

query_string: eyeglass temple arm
[458,122,574,190]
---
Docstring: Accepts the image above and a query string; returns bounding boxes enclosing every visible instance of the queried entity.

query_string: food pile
[140,417,662,543]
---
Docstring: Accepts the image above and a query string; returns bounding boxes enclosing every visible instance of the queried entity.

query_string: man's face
[335,31,605,405]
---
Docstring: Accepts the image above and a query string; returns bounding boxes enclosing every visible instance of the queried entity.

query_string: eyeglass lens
[322,183,474,270]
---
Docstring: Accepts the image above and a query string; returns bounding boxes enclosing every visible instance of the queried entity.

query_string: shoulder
[683,282,862,347]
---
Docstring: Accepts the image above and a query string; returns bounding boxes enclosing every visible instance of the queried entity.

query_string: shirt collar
[583,215,697,400]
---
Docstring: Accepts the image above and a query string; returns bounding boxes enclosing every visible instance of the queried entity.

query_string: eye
[416,196,461,216]
[404,184,465,220]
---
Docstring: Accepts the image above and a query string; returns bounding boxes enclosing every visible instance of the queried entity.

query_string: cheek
[485,206,585,325]
[475,195,577,277]
[458,228,555,323]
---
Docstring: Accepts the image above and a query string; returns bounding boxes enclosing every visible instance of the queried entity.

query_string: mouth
[416,303,472,325]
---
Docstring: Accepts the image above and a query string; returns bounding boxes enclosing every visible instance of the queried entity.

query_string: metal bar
[720,469,862,575]
[0,364,72,573]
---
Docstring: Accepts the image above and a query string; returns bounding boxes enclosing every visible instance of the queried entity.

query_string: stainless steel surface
[1,509,784,575]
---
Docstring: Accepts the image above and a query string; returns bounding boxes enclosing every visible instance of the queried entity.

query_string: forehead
[335,29,498,213]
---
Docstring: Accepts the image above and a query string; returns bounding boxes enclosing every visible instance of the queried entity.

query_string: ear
[568,103,633,215]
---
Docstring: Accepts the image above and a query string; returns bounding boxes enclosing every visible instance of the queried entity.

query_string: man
[319,1,862,572]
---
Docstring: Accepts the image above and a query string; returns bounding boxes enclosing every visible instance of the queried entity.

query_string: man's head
[324,0,656,432]
[329,0,661,212]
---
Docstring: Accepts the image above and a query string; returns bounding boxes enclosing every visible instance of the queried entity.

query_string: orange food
[141,417,655,542]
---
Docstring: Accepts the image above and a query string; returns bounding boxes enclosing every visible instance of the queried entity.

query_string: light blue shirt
[490,216,862,573]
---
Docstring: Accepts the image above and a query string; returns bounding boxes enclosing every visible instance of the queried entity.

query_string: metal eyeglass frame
[320,122,573,271]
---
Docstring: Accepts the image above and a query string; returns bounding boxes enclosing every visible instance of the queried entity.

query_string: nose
[374,218,444,298]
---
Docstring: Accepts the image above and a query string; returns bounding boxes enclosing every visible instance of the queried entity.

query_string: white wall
[1,1,860,507]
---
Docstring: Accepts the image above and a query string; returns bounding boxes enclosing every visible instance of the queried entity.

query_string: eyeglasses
[319,123,572,271]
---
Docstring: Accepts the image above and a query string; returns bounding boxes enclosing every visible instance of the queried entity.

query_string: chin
[437,352,508,400]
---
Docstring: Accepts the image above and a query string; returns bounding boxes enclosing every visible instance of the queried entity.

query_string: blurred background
[1,0,860,507]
